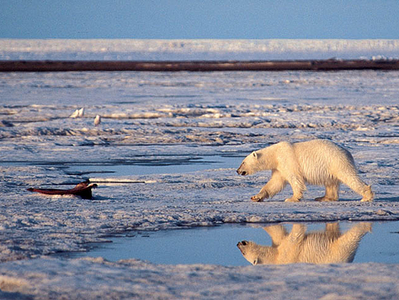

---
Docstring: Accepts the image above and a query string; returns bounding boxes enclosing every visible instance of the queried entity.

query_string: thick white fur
[237,223,371,265]
[237,139,374,202]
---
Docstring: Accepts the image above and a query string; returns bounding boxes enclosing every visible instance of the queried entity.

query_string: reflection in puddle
[62,222,399,266]
[237,223,371,265]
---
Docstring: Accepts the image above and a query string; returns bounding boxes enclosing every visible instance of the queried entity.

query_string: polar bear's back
[293,139,356,185]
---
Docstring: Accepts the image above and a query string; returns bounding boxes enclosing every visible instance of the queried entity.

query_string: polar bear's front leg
[285,189,304,202]
[251,170,287,202]
[285,175,305,203]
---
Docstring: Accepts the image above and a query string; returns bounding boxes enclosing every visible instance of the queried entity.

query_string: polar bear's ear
[252,151,258,159]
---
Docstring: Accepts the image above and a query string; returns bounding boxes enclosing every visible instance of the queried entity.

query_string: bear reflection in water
[237,223,371,265]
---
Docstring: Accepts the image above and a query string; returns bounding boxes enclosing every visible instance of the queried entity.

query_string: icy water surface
[66,155,243,176]
[64,221,399,266]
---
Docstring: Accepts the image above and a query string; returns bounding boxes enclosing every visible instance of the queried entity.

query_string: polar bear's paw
[315,196,338,202]
[251,195,264,202]
[251,191,269,202]
[284,197,300,203]
[360,185,374,202]
[360,197,373,202]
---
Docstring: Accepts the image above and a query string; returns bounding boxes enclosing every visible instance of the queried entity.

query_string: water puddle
[60,221,399,266]
[64,155,243,177]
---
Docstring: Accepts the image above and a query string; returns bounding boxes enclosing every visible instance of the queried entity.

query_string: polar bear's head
[237,240,275,265]
[237,151,260,176]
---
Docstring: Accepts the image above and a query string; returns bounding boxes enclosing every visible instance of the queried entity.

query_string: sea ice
[0,64,399,298]
[1,39,399,61]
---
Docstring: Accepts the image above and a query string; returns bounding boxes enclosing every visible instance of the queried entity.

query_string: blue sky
[1,0,399,39]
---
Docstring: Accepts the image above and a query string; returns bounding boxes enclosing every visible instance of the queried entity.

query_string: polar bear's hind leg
[315,183,340,202]
[336,169,374,202]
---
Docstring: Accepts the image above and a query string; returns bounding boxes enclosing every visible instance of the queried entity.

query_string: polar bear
[237,222,371,265]
[236,139,373,202]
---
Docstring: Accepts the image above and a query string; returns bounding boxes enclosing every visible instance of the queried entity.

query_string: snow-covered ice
[1,40,399,298]
[2,258,399,299]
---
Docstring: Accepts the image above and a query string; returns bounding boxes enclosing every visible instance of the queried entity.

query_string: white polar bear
[237,223,371,265]
[236,139,374,202]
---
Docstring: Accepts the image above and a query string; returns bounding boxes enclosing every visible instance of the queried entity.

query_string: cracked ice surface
[1,69,399,299]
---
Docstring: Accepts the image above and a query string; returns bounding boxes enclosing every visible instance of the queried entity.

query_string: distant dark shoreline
[1,59,399,72]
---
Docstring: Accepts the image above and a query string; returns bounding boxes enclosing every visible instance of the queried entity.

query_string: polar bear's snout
[237,170,247,176]
[238,240,248,246]
[237,163,247,176]
[237,241,249,255]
